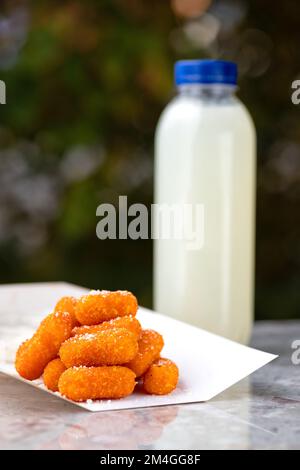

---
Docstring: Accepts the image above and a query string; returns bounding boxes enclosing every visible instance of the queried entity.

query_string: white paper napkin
[0,283,277,412]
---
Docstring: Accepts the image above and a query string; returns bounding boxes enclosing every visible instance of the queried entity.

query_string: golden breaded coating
[43,358,66,392]
[71,315,141,340]
[58,366,136,401]
[59,327,138,368]
[75,290,138,325]
[15,311,73,380]
[55,296,79,327]
[126,329,164,377]
[143,358,179,395]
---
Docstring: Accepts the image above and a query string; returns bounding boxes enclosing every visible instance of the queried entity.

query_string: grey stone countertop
[1,320,300,450]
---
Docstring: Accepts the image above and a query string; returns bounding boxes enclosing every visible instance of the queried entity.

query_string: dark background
[0,0,299,320]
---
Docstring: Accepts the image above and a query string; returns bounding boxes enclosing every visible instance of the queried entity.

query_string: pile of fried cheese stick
[15,290,179,402]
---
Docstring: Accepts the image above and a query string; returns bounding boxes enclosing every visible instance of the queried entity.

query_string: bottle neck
[177,83,237,101]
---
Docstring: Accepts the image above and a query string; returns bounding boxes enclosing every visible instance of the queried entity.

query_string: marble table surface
[1,320,300,450]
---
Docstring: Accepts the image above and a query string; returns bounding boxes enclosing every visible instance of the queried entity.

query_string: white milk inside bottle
[154,60,256,344]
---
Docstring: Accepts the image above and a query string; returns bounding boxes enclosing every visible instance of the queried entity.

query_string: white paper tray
[0,283,277,412]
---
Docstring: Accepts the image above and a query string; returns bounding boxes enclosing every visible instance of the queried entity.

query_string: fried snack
[55,296,79,327]
[58,366,136,401]
[15,311,73,380]
[75,290,138,325]
[143,358,179,395]
[59,327,138,368]
[126,329,164,377]
[71,315,141,340]
[43,358,66,392]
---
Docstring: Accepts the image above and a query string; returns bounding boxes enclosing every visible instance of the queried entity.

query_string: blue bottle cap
[175,59,237,86]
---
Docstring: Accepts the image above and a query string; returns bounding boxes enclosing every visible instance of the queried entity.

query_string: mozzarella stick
[59,327,138,368]
[58,366,136,401]
[71,315,141,340]
[143,358,179,395]
[15,311,73,380]
[43,358,66,392]
[54,296,79,327]
[126,329,164,377]
[75,290,138,325]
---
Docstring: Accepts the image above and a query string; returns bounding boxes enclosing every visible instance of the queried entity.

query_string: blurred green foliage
[0,0,299,319]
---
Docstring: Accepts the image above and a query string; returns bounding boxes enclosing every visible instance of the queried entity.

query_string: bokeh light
[171,0,211,18]
[0,1,29,69]
[0,1,299,319]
